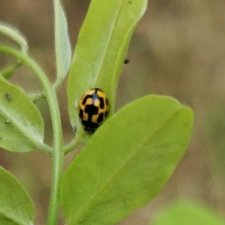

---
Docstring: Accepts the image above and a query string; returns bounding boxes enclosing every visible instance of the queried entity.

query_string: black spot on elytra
[82,95,93,105]
[128,0,132,4]
[84,105,99,120]
[79,109,84,119]
[98,97,104,109]
[105,98,109,106]
[105,110,108,118]
[94,88,102,93]
[97,113,104,123]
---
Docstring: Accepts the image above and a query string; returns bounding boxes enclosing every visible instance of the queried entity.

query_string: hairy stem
[0,46,63,225]
[0,62,22,79]
[63,129,87,154]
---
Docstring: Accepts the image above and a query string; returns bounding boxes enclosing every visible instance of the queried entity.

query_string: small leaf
[151,201,225,225]
[54,0,72,84]
[67,0,148,129]
[0,166,35,225]
[0,22,28,53]
[0,76,44,152]
[61,95,193,225]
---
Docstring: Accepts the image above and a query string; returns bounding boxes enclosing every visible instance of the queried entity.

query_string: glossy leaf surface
[61,95,193,225]
[67,0,148,130]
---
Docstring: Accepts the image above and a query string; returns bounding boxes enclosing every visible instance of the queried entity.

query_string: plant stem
[63,129,87,154]
[29,81,60,102]
[0,61,22,79]
[63,136,80,154]
[0,23,28,53]
[0,46,64,225]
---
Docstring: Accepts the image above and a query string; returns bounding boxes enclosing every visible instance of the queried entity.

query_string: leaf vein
[0,209,31,225]
[72,107,182,223]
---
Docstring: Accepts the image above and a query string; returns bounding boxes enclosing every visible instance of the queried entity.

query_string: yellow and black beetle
[78,88,109,133]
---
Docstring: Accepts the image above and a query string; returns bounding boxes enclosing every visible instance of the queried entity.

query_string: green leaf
[0,215,17,225]
[0,166,35,225]
[151,201,225,225]
[67,0,148,130]
[54,0,72,84]
[0,76,44,152]
[61,95,193,225]
[0,22,28,53]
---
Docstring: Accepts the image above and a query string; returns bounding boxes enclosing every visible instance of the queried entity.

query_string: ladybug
[78,88,109,133]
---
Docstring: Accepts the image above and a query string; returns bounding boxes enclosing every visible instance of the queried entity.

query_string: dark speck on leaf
[72,126,77,134]
[128,0,132,4]
[4,93,12,102]
[4,119,11,125]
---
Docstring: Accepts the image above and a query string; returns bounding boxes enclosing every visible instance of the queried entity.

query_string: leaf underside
[54,0,72,83]
[0,76,44,152]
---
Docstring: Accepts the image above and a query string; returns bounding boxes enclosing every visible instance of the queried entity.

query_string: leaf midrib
[72,107,182,224]
[93,0,126,85]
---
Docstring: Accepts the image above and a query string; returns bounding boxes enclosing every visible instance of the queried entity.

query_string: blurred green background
[0,0,225,224]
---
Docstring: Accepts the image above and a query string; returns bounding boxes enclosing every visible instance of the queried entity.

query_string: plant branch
[29,81,60,102]
[63,136,80,154]
[0,61,22,79]
[63,129,87,154]
[0,45,64,225]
